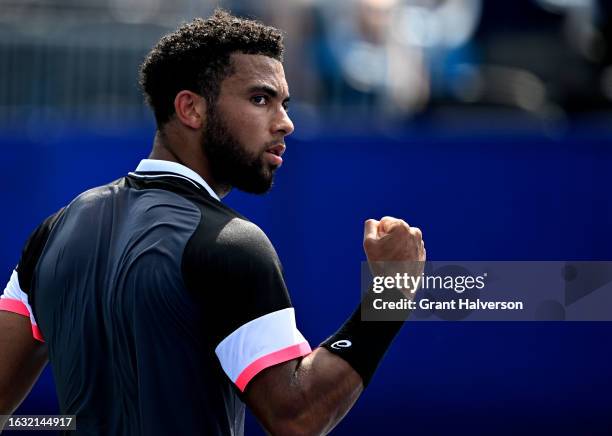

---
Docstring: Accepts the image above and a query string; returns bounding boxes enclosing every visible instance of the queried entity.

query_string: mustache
[263,140,285,148]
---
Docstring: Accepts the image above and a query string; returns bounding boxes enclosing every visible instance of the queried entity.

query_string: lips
[265,144,285,167]
[266,144,286,157]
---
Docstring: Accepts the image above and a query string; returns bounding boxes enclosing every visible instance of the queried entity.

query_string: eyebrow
[247,85,291,103]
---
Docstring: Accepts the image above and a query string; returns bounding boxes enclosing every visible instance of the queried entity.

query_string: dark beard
[202,106,275,194]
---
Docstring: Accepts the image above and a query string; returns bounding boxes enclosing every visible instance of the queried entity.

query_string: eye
[251,95,269,106]
[282,103,290,113]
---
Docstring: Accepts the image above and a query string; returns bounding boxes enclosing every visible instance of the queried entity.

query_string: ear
[173,90,206,129]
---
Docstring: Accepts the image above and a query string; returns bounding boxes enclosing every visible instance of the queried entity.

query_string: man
[0,10,425,435]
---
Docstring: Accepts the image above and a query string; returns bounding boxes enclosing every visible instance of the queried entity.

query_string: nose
[272,107,294,137]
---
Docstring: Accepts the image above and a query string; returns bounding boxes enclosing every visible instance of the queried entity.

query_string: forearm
[248,301,406,435]
[246,347,363,435]
[289,347,363,434]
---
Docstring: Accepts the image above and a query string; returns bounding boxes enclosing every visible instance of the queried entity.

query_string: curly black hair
[139,9,284,128]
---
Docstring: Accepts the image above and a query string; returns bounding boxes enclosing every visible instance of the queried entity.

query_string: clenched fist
[363,217,425,263]
[363,217,426,295]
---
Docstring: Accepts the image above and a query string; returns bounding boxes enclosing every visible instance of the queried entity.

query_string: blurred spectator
[0,0,611,130]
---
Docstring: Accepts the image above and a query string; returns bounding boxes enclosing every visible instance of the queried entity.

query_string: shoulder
[182,210,284,288]
[16,207,66,292]
[215,217,276,258]
[69,177,126,208]
[184,197,278,261]
[17,178,127,288]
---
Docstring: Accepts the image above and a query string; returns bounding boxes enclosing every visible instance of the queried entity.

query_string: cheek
[228,111,269,151]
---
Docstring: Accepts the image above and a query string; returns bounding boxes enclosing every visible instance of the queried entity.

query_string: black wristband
[320,288,409,387]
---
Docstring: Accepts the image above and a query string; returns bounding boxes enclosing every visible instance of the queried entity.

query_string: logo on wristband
[330,339,352,350]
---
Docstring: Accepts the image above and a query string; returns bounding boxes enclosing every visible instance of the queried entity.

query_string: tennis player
[0,10,425,435]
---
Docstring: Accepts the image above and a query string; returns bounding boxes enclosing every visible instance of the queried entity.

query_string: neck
[148,128,231,199]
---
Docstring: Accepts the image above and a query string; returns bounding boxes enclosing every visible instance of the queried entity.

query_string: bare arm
[0,311,48,426]
[245,347,363,435]
[245,217,425,435]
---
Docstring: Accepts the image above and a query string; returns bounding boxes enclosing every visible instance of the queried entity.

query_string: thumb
[363,219,379,241]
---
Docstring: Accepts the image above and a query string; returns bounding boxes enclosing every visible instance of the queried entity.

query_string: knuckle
[397,219,411,229]
[380,216,398,227]
[410,227,423,239]
[396,222,410,235]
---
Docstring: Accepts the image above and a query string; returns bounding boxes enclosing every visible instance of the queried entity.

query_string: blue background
[1,123,611,435]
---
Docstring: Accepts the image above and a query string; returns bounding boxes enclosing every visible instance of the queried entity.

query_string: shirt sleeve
[0,269,43,341]
[182,214,311,392]
[0,209,64,342]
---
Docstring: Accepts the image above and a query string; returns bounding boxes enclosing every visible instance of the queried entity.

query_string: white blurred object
[342,42,387,92]
[392,0,481,48]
